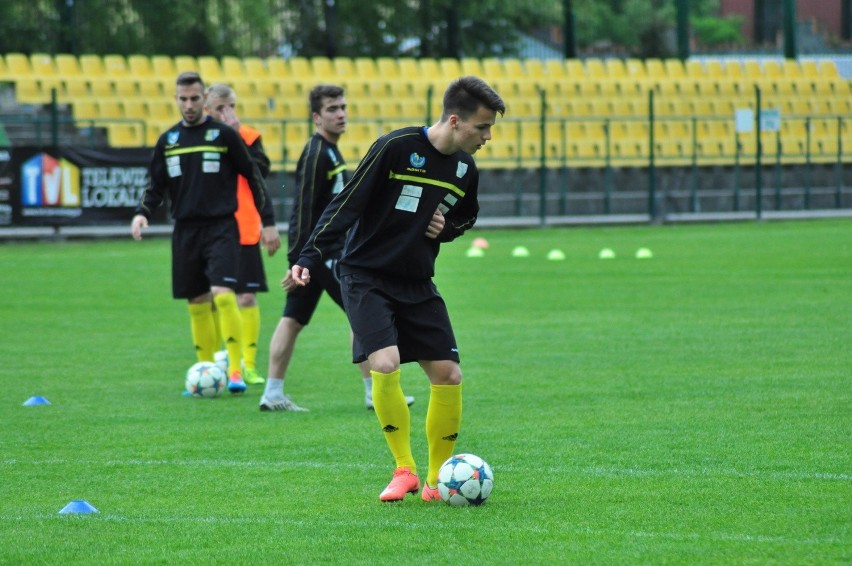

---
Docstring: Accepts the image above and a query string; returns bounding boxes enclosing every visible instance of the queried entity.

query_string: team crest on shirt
[409,153,426,168]
[205,129,220,141]
[456,161,468,178]
[167,131,179,145]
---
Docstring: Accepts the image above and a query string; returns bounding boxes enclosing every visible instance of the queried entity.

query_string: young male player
[290,76,505,501]
[131,71,271,394]
[204,83,281,386]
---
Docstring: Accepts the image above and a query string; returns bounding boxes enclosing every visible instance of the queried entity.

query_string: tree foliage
[0,0,745,59]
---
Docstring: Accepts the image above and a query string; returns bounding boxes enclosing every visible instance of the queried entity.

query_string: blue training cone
[59,500,99,514]
[23,396,51,406]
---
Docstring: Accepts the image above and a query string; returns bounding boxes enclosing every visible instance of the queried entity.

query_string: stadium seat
[173,55,198,74]
[4,53,32,78]
[354,57,379,79]
[151,55,177,78]
[460,57,484,77]
[63,77,90,100]
[103,54,130,77]
[107,122,145,147]
[373,57,398,79]
[481,58,506,80]
[73,100,100,120]
[397,58,419,79]
[113,78,140,97]
[309,56,335,80]
[332,57,356,79]
[128,54,153,77]
[197,56,224,82]
[29,53,57,77]
[97,100,125,119]
[54,54,82,77]
[521,58,545,81]
[439,58,461,79]
[242,56,268,80]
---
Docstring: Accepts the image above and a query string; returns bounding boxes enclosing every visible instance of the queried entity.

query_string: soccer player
[259,84,414,412]
[131,71,272,395]
[204,83,281,386]
[290,76,505,501]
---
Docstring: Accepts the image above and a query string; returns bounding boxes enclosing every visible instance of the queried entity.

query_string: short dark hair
[176,71,204,89]
[441,76,505,121]
[309,84,345,114]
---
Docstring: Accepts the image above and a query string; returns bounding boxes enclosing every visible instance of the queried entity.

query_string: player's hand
[131,214,148,240]
[281,269,298,293]
[425,208,445,239]
[290,265,311,287]
[221,105,240,129]
[261,226,281,256]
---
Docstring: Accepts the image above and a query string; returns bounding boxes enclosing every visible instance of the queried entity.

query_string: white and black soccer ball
[213,350,229,376]
[185,361,226,398]
[437,453,493,506]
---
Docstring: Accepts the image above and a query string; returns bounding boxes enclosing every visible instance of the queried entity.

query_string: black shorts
[171,218,240,299]
[234,244,268,294]
[282,258,344,325]
[340,270,460,365]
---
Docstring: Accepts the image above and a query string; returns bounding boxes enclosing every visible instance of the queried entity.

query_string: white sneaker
[366,395,415,411]
[259,394,309,412]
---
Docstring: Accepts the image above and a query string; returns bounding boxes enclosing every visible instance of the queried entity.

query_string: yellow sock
[371,369,415,473]
[212,301,223,349]
[240,304,260,371]
[425,383,462,487]
[187,302,217,362]
[213,292,242,375]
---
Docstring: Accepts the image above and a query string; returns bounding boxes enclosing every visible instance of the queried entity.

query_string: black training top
[298,126,479,280]
[135,116,267,222]
[287,132,349,264]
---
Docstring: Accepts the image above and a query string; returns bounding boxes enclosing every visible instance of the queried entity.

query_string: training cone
[59,500,99,514]
[22,396,51,406]
[598,248,616,259]
[635,247,654,259]
[471,237,490,249]
[546,249,566,261]
[466,247,485,258]
[511,245,530,258]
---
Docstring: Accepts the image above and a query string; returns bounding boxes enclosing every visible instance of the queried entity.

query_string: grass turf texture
[1,220,849,564]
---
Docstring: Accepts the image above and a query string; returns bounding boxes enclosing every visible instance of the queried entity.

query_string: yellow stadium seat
[107,122,145,147]
[4,53,32,78]
[331,57,355,79]
[63,77,90,100]
[439,58,461,78]
[397,58,419,78]
[220,56,246,79]
[151,55,177,79]
[14,78,46,103]
[521,59,544,81]
[460,57,484,77]
[173,55,198,74]
[242,57,268,80]
[103,54,130,77]
[88,77,114,97]
[97,100,125,118]
[128,54,153,77]
[113,78,139,97]
[418,59,442,80]
[310,57,334,80]
[73,100,100,120]
[54,54,82,77]
[78,54,101,76]
[584,59,606,79]
[543,59,566,80]
[604,58,626,79]
[481,58,505,79]
[147,100,174,119]
[135,79,163,97]
[373,57,397,79]
[123,100,149,118]
[352,57,377,79]
[237,97,270,119]
[197,56,224,82]
[30,53,57,77]
[285,56,309,78]
[664,58,686,80]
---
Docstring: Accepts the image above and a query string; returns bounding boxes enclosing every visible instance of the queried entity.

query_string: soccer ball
[437,453,493,506]
[213,349,229,375]
[185,361,226,398]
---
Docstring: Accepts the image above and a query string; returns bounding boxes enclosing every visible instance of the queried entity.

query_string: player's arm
[229,130,269,215]
[131,142,168,240]
[435,168,479,243]
[295,139,386,275]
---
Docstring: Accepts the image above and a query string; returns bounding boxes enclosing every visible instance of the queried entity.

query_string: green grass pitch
[1,219,850,563]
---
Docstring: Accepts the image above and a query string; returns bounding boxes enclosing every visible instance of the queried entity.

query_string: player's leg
[173,224,217,362]
[342,272,418,501]
[237,292,263,384]
[206,219,245,393]
[236,244,268,385]
[419,359,463,501]
[259,277,322,411]
[396,287,463,501]
[369,346,420,501]
[326,266,414,410]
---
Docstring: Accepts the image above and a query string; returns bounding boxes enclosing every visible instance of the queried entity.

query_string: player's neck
[317,129,340,145]
[425,123,456,155]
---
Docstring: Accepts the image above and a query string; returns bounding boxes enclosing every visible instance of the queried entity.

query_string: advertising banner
[0,146,167,227]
